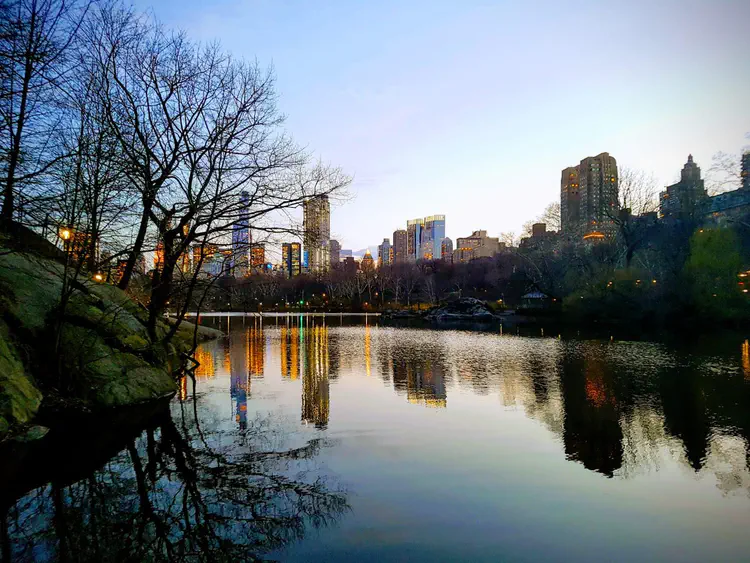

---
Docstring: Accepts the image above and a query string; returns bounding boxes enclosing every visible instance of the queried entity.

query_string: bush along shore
[0,237,222,442]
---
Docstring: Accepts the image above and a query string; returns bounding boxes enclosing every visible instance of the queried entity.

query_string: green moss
[58,324,176,405]
[0,251,65,333]
[0,321,42,427]
[121,334,149,352]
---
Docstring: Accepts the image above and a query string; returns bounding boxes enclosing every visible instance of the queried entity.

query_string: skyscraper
[329,239,341,267]
[392,229,407,264]
[560,166,580,234]
[659,155,707,219]
[561,153,618,236]
[303,195,331,274]
[421,215,445,260]
[281,242,301,278]
[377,238,391,267]
[406,218,423,262]
[232,190,251,277]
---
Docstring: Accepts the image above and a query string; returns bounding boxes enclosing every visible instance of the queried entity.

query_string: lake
[3,315,750,562]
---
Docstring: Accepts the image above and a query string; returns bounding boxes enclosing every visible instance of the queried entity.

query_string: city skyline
[137,0,750,251]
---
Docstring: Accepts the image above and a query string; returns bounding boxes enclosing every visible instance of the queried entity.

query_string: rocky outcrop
[0,239,221,441]
[425,298,497,322]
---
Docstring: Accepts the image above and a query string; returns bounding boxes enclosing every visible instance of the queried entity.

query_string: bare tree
[607,167,659,268]
[0,0,90,223]
[706,146,746,195]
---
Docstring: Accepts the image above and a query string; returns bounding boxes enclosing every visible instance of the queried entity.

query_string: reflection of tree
[659,364,711,471]
[4,407,347,562]
[302,326,330,428]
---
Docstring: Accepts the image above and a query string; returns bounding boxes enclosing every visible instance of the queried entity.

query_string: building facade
[560,166,580,234]
[360,250,375,272]
[406,218,423,262]
[392,229,407,263]
[561,153,618,237]
[281,242,302,278]
[329,239,341,267]
[659,155,707,219]
[420,215,446,261]
[250,244,265,272]
[378,238,391,268]
[303,195,331,274]
[231,190,251,277]
[454,230,501,262]
[441,237,453,263]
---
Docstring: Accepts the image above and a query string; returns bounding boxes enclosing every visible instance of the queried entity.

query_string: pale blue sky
[140,0,749,250]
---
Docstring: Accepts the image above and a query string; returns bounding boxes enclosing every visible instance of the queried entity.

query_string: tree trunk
[118,196,152,290]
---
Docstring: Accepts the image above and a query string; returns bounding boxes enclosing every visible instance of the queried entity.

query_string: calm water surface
[4,316,750,562]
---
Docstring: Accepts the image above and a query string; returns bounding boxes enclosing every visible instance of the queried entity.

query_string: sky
[137,0,750,252]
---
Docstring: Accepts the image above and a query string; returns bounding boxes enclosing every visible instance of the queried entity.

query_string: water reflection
[238,319,750,487]
[5,317,750,561]
[2,406,346,562]
[301,325,330,428]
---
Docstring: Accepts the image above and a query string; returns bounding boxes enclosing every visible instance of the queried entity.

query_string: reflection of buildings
[247,322,265,378]
[392,355,447,408]
[302,325,330,428]
[229,329,249,429]
[194,346,215,379]
[560,352,623,477]
[280,325,300,380]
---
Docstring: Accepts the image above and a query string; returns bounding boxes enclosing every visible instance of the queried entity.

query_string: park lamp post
[59,225,74,248]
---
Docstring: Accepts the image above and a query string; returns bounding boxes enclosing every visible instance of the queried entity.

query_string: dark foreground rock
[425,298,497,322]
[0,237,221,441]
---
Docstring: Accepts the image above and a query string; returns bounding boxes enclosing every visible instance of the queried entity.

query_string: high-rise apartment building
[406,215,445,261]
[454,230,501,263]
[303,195,331,274]
[406,218,423,262]
[329,239,341,267]
[560,167,580,234]
[378,238,391,267]
[421,215,446,261]
[441,237,453,262]
[561,153,618,236]
[742,150,750,191]
[392,229,407,264]
[232,190,251,277]
[281,242,301,278]
[250,244,265,272]
[659,155,707,219]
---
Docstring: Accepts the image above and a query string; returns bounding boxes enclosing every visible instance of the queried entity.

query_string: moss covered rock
[0,321,43,437]
[58,324,176,406]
